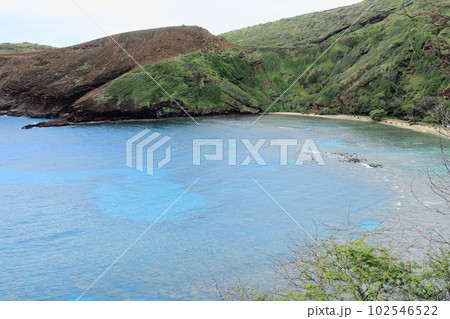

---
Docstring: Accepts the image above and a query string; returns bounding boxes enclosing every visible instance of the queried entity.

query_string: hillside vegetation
[0,26,262,124]
[221,0,449,119]
[73,48,264,121]
[0,0,448,127]
[221,0,400,47]
[0,42,55,54]
[79,0,448,125]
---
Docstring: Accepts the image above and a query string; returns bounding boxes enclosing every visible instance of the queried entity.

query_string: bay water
[0,115,448,300]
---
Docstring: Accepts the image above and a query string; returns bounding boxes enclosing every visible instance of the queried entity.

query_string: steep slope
[221,0,400,47]
[222,0,449,118]
[71,48,265,123]
[0,26,258,123]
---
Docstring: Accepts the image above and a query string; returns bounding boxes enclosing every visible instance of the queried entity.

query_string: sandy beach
[268,112,449,138]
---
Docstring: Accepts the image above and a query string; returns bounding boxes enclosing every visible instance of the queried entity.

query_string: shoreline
[7,111,448,138]
[268,112,448,138]
[17,113,253,129]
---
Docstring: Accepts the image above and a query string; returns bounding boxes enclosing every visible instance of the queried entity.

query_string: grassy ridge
[220,0,399,47]
[0,42,55,54]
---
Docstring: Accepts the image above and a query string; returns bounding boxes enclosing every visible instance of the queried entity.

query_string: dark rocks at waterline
[324,152,383,168]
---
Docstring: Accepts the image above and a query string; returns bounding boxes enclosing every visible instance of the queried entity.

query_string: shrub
[422,116,435,124]
[316,109,326,115]
[276,238,418,301]
[370,108,387,121]
[250,237,450,301]
[326,108,339,115]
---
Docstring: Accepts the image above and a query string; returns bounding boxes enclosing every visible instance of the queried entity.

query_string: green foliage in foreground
[254,238,449,301]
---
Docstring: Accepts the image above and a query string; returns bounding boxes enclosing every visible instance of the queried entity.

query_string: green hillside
[80,0,448,122]
[87,48,266,116]
[219,0,449,119]
[221,0,400,47]
[0,42,55,54]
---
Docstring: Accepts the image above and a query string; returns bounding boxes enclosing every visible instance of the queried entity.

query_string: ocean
[0,115,448,300]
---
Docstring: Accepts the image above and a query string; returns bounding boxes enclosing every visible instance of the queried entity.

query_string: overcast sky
[0,0,363,47]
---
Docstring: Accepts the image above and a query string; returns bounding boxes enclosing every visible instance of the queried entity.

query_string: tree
[411,102,450,217]
[275,237,418,301]
[428,102,450,214]
[415,247,450,300]
[370,109,387,121]
[251,236,450,301]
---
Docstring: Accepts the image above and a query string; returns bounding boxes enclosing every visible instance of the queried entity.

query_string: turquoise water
[0,115,448,300]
